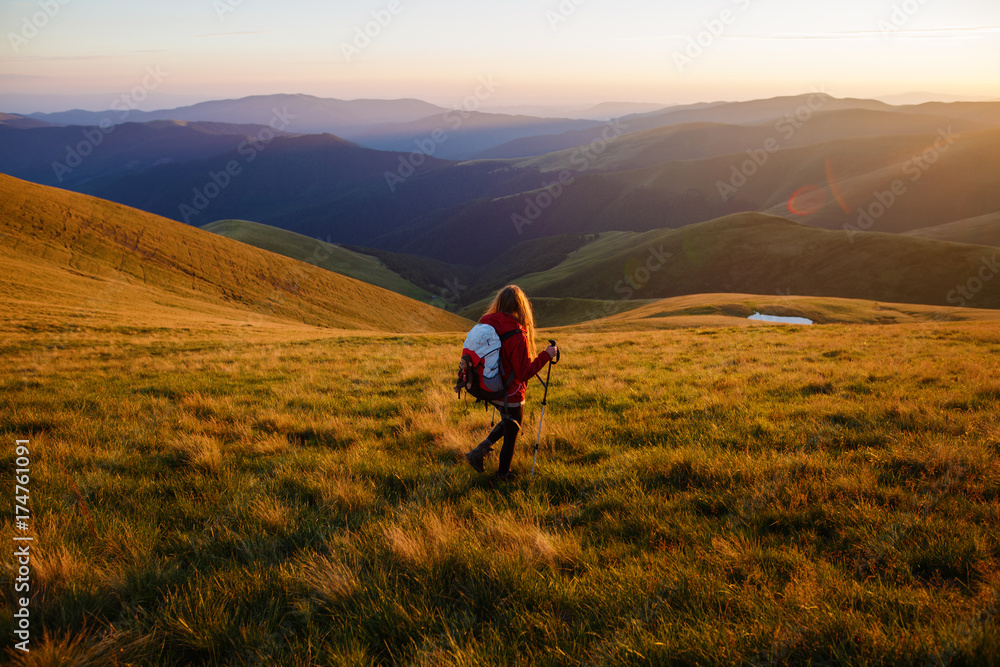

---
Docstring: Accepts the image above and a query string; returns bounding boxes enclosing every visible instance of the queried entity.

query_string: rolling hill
[760,126,1000,233]
[508,109,995,173]
[0,112,51,129]
[385,126,1000,263]
[904,212,1000,247]
[202,219,432,302]
[0,119,292,189]
[347,111,599,160]
[5,93,999,273]
[473,94,896,159]
[492,213,1000,310]
[77,132,456,234]
[545,292,1000,330]
[0,174,469,333]
[476,96,1000,161]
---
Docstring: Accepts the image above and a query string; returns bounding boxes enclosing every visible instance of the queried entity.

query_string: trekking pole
[530,339,560,482]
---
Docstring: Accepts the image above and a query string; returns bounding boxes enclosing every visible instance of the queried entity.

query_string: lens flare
[825,159,851,214]
[787,184,826,216]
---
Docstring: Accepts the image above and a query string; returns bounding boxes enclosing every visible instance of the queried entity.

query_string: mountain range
[3,92,999,321]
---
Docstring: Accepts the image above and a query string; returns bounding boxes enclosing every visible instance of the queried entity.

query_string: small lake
[748,312,814,325]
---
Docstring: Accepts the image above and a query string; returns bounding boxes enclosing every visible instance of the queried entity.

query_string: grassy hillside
[6,95,999,267]
[905,212,1000,247]
[383,127,1000,263]
[757,126,1000,233]
[2,315,998,664]
[579,292,1000,329]
[348,111,597,160]
[504,213,1000,310]
[474,94,910,159]
[511,109,993,174]
[0,174,469,333]
[462,291,1000,330]
[202,219,432,302]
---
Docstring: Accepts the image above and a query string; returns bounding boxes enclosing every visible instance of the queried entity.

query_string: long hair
[485,285,537,357]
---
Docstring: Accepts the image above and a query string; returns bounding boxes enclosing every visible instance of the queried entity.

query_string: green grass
[2,319,999,665]
[502,214,1000,311]
[202,220,434,302]
[905,212,1000,248]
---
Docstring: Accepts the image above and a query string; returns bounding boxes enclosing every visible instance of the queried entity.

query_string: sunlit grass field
[2,319,999,665]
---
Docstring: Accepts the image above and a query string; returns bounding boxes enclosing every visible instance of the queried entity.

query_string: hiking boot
[492,469,519,484]
[465,439,493,473]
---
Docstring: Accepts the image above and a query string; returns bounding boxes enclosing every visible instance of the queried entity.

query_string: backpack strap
[496,329,521,415]
[496,329,519,391]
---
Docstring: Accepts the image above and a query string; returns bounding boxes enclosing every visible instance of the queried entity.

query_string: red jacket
[479,312,552,405]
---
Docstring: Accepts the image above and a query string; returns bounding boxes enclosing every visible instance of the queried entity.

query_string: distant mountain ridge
[0,119,296,189]
[26,94,447,135]
[3,92,999,274]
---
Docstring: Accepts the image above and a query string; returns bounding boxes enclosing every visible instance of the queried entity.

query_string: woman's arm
[506,332,553,383]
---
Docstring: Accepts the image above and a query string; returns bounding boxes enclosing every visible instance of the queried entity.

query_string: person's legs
[466,403,522,474]
[495,405,522,474]
[466,406,504,472]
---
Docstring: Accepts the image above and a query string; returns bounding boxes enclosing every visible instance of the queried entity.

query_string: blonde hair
[484,285,537,357]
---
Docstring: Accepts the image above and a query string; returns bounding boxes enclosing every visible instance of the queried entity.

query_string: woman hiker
[465,285,558,481]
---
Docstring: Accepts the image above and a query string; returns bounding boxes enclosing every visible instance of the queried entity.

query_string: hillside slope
[202,219,432,301]
[509,109,994,173]
[583,292,1000,330]
[374,127,1000,262]
[905,212,1000,247]
[759,127,1000,233]
[508,213,1000,310]
[0,120,284,189]
[347,111,597,159]
[0,175,468,332]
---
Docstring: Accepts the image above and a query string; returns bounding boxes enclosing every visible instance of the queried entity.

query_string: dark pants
[486,403,522,474]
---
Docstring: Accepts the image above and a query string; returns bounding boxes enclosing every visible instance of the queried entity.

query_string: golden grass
[0,173,469,334]
[167,434,223,473]
[2,298,998,664]
[282,549,358,605]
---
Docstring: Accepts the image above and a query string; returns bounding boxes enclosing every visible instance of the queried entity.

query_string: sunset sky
[1,0,997,112]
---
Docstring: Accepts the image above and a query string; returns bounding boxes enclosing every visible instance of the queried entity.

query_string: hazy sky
[1,0,997,112]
